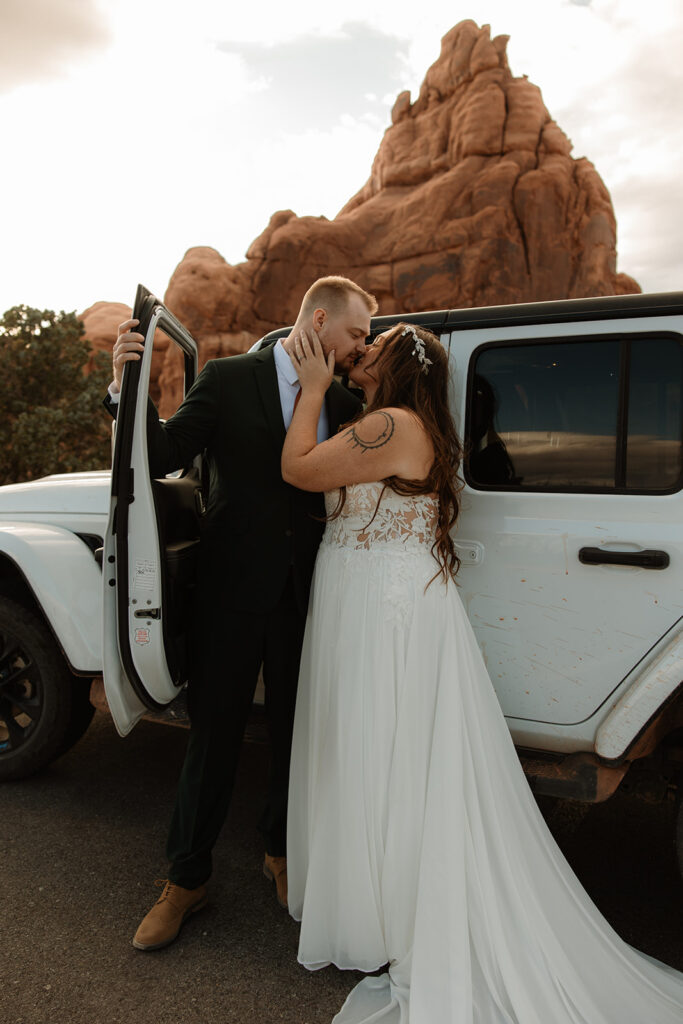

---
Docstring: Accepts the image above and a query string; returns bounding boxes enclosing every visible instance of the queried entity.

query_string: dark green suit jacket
[109,341,361,615]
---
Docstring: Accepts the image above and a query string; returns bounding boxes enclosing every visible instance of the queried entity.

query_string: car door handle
[578,547,670,570]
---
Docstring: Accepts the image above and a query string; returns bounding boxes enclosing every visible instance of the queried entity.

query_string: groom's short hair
[301,276,378,318]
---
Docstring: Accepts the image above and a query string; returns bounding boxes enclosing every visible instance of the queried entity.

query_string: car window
[626,337,683,490]
[466,333,683,494]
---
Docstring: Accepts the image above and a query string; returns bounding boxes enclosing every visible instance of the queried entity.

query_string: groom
[108,276,375,950]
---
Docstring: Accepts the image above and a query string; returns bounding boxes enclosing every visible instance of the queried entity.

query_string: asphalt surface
[0,711,681,1024]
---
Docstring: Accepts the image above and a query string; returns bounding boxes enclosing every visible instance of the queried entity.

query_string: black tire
[0,596,81,781]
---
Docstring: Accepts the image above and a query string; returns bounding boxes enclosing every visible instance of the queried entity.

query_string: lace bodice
[322,481,439,554]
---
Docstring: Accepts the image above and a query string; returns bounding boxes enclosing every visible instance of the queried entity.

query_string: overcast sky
[0,0,680,315]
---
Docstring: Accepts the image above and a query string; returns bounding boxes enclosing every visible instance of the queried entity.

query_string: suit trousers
[166,571,306,889]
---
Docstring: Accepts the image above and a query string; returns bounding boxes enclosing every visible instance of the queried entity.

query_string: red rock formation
[80,302,131,371]
[80,300,172,405]
[83,21,639,416]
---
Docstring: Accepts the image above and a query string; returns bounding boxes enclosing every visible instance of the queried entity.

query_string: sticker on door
[134,559,157,591]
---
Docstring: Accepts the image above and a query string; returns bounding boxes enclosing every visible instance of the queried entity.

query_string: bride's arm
[282,331,425,491]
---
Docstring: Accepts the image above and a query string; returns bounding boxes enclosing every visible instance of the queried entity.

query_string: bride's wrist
[299,384,326,401]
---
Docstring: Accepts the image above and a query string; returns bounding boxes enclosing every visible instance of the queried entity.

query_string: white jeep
[1,287,681,869]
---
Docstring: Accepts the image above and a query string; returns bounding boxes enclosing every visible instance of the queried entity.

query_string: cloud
[216,21,410,132]
[547,8,683,290]
[1,0,680,312]
[613,177,683,292]
[0,0,109,94]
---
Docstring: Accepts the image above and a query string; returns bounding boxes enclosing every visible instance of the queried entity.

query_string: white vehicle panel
[102,288,200,736]
[443,315,683,744]
[102,528,147,736]
[0,522,102,670]
[125,348,179,705]
[595,626,683,760]
[102,307,183,735]
[0,472,111,516]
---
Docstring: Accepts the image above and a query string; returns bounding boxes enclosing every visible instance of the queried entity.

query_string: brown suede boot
[263,854,288,909]
[132,879,208,951]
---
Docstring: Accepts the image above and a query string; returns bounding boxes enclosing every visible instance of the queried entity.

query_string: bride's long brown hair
[330,322,464,582]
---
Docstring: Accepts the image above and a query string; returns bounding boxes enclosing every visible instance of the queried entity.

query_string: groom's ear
[312,307,326,331]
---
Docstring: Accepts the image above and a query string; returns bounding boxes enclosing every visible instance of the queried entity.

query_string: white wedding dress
[287,481,683,1024]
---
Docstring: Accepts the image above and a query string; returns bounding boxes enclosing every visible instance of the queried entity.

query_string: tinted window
[626,338,683,489]
[467,335,683,493]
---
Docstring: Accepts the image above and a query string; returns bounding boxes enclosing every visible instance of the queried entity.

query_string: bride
[280,324,683,1023]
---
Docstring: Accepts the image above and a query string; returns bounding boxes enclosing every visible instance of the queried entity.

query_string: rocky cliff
[83,20,638,416]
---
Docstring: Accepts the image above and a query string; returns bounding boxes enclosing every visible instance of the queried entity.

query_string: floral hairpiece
[402,325,433,375]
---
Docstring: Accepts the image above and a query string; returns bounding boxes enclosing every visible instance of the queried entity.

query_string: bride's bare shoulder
[347,407,425,444]
[345,407,433,476]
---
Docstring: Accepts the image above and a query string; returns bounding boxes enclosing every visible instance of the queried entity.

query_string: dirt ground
[0,711,681,1024]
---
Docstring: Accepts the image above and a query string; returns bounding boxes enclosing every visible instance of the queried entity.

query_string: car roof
[259,291,683,344]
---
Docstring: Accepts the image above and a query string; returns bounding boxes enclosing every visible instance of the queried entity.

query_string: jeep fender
[0,522,102,673]
[595,626,683,761]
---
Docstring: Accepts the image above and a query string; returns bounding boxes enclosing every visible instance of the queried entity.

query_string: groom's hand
[112,318,145,393]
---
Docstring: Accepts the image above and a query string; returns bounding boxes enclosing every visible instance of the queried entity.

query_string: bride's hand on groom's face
[294,329,335,393]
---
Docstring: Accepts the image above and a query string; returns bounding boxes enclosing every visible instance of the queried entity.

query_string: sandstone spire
[83,20,638,415]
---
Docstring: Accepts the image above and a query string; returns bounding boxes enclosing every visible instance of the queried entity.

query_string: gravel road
[0,711,681,1024]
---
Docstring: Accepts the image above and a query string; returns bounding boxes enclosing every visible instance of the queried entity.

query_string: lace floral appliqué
[321,483,439,628]
[323,483,438,554]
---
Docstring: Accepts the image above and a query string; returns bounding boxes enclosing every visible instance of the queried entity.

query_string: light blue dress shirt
[273,339,329,443]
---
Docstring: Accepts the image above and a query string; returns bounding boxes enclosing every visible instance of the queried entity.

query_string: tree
[0,305,112,486]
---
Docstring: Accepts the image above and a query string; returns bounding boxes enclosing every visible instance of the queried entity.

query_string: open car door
[102,285,204,736]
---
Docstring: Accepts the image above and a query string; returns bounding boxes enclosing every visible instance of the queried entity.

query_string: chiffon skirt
[286,543,683,1023]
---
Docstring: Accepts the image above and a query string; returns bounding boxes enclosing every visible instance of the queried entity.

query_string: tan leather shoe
[132,879,208,951]
[263,854,288,909]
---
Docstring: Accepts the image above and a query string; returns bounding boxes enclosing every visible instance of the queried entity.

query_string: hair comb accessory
[402,325,433,375]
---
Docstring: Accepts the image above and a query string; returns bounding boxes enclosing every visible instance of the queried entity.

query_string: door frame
[106,284,198,716]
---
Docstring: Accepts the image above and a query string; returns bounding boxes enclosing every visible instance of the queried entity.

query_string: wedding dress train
[287,482,683,1023]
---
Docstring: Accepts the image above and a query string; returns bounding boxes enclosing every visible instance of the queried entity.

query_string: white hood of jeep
[0,471,111,516]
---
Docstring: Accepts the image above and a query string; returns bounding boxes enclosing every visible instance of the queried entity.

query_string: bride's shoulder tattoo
[344,410,395,452]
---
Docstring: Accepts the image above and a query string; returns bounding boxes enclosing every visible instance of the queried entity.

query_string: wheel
[0,596,88,781]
